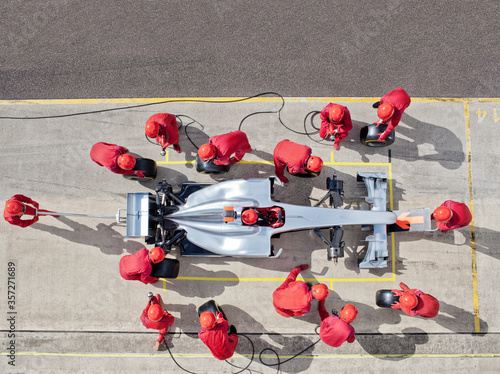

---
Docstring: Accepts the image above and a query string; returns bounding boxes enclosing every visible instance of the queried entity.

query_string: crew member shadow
[352,302,429,360]
[151,263,240,297]
[31,216,144,255]
[433,300,488,334]
[466,225,500,261]
[358,113,465,170]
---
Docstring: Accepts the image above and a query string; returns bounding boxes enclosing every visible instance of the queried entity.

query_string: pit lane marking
[1,351,498,359]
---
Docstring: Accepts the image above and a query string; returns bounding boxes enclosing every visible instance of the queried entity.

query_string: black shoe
[229,325,237,335]
[372,101,380,109]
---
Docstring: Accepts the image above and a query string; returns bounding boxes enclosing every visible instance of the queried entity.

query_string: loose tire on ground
[376,289,400,308]
[360,123,395,147]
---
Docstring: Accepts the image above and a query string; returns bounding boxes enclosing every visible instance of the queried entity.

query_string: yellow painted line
[464,102,480,333]
[172,276,394,282]
[1,97,500,106]
[1,351,498,359]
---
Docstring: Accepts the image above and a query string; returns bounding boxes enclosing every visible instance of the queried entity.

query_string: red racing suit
[319,103,353,147]
[146,113,180,150]
[209,131,252,166]
[273,265,313,317]
[377,87,411,141]
[140,295,175,344]
[119,248,159,284]
[273,140,311,184]
[198,312,238,360]
[318,300,355,347]
[3,195,54,228]
[433,200,472,232]
[392,282,440,318]
[89,142,136,176]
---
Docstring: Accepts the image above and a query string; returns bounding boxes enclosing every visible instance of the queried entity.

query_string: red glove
[229,157,238,165]
[391,301,401,309]
[279,176,289,184]
[135,170,146,179]
[391,289,403,297]
[299,264,309,271]
[399,282,410,291]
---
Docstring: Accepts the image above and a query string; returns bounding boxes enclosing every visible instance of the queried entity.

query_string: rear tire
[125,158,157,180]
[195,155,230,174]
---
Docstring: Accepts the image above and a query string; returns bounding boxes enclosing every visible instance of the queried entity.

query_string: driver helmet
[148,247,166,264]
[241,209,258,225]
[117,154,136,170]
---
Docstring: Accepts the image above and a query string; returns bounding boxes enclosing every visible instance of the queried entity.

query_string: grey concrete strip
[0,97,499,373]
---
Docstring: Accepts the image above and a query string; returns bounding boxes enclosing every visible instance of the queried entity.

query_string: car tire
[150,258,180,279]
[124,158,157,180]
[195,155,230,174]
[376,289,399,308]
[360,123,395,147]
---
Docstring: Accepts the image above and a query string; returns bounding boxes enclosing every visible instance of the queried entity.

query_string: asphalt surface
[0,0,499,99]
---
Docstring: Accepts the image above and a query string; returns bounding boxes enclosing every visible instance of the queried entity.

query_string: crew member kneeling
[391,282,439,318]
[90,142,146,178]
[198,310,238,360]
[198,131,252,166]
[373,87,411,142]
[119,247,165,284]
[273,140,323,184]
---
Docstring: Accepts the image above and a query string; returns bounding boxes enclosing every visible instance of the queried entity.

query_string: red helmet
[377,103,395,120]
[5,200,25,216]
[148,304,164,322]
[241,209,258,225]
[434,206,453,223]
[328,105,344,123]
[199,311,216,329]
[145,121,160,138]
[198,144,217,162]
[311,283,329,300]
[148,247,165,264]
[117,154,136,170]
[306,156,323,173]
[400,292,418,309]
[340,304,358,323]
